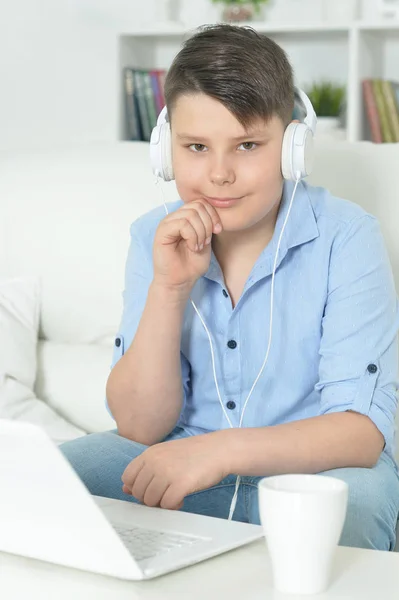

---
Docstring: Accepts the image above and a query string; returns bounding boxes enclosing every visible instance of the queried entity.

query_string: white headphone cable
[227,173,301,519]
[158,173,301,520]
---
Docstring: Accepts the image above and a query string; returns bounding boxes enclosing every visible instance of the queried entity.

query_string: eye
[239,142,257,151]
[189,144,207,152]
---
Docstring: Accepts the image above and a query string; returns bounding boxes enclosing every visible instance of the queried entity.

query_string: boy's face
[171,93,287,233]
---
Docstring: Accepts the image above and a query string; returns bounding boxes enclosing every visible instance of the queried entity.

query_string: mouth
[204,196,243,208]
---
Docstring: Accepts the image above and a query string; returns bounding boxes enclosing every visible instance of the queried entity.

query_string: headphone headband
[295,88,317,135]
[157,105,169,127]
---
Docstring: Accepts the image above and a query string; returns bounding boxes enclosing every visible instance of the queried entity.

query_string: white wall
[0,0,396,152]
[0,0,155,151]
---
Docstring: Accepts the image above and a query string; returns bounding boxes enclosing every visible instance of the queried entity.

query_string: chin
[218,215,259,233]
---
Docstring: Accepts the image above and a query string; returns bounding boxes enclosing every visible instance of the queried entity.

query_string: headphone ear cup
[150,121,174,181]
[281,122,315,181]
[160,121,174,182]
[281,123,297,181]
[150,124,163,178]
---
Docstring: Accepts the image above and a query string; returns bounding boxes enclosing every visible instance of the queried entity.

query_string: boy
[61,25,399,550]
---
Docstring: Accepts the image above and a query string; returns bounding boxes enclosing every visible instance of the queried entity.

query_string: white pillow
[0,276,86,444]
[0,275,39,389]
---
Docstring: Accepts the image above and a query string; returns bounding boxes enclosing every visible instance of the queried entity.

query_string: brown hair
[164,24,295,129]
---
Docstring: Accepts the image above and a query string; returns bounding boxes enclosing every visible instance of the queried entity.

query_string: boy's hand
[153,200,223,292]
[121,432,231,510]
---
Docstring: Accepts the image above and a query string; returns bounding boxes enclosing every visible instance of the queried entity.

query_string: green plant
[305,81,345,118]
[211,0,271,12]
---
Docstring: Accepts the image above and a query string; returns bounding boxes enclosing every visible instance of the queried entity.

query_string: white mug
[258,474,348,595]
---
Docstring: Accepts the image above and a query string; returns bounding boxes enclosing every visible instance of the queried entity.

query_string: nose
[209,155,236,186]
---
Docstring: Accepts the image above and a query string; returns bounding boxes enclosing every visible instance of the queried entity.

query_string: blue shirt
[109,180,399,464]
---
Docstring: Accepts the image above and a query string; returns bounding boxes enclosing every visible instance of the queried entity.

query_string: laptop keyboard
[113,525,205,561]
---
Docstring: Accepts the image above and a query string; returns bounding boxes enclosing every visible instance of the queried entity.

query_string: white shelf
[121,20,399,37]
[121,22,348,38]
[120,23,186,37]
[119,20,399,143]
[357,21,399,31]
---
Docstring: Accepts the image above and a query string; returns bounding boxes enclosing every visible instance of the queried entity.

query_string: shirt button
[367,364,378,374]
[115,337,121,348]
[227,340,237,349]
[222,289,229,298]
[226,401,236,410]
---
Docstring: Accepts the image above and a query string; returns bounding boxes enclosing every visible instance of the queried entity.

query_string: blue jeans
[60,426,399,551]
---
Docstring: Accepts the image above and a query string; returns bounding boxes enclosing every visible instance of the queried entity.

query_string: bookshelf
[118,20,399,143]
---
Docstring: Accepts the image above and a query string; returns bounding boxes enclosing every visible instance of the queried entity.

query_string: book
[150,69,166,116]
[133,70,152,142]
[123,68,143,141]
[391,80,399,114]
[142,70,158,131]
[362,80,383,144]
[157,70,166,105]
[372,79,394,143]
[381,80,399,143]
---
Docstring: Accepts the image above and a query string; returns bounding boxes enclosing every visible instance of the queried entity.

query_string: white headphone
[150,87,317,182]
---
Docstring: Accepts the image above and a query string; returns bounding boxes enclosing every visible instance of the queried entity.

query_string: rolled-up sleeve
[316,215,399,457]
[109,220,153,372]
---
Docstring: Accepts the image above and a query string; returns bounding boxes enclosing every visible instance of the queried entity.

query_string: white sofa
[1,140,398,548]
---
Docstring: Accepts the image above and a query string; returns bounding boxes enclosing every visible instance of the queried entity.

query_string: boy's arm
[120,411,383,509]
[107,282,189,445]
[221,411,384,477]
[223,214,398,476]
[106,220,190,445]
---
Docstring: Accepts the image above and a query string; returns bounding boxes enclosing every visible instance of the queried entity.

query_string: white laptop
[0,419,264,580]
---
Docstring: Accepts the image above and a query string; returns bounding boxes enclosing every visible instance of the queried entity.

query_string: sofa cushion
[0,276,39,389]
[0,276,86,443]
[35,340,116,434]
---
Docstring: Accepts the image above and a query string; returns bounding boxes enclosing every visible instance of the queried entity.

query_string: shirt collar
[204,180,320,283]
[264,179,320,262]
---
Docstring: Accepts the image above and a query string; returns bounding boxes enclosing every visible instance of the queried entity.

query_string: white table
[1,538,399,600]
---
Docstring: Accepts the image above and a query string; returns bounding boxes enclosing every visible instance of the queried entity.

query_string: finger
[193,199,223,235]
[175,209,207,250]
[122,484,131,495]
[162,217,199,253]
[143,476,170,508]
[159,483,187,511]
[131,469,155,503]
[181,203,213,245]
[121,457,144,490]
